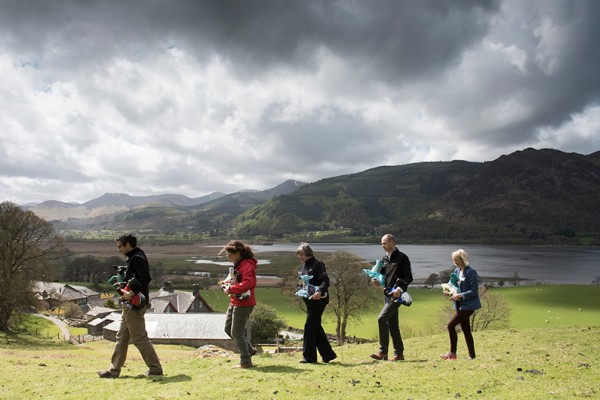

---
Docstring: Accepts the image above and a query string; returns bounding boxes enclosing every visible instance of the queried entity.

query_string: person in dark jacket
[370,234,413,362]
[98,234,163,378]
[296,242,337,364]
[441,248,481,360]
[222,240,258,369]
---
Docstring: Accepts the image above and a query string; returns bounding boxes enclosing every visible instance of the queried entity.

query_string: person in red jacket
[221,240,258,368]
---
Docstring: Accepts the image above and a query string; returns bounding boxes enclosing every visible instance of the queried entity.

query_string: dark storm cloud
[0,0,599,204]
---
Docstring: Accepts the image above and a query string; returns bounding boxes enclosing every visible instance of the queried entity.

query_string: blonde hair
[452,249,469,266]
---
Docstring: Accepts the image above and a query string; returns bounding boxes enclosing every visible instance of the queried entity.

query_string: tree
[438,268,454,285]
[425,273,439,288]
[0,202,63,331]
[64,255,102,283]
[510,269,521,286]
[324,251,374,345]
[470,287,510,331]
[250,303,286,344]
[439,286,510,332]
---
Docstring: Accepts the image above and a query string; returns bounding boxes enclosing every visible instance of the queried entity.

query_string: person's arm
[228,261,256,295]
[458,268,479,301]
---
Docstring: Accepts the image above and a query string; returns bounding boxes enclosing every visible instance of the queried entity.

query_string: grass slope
[201,285,600,339]
[1,321,598,399]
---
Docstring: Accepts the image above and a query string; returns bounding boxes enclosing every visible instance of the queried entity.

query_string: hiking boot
[440,352,457,360]
[390,353,404,361]
[370,352,388,361]
[97,370,119,379]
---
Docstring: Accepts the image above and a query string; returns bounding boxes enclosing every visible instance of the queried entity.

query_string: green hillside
[52,148,600,245]
[1,317,598,399]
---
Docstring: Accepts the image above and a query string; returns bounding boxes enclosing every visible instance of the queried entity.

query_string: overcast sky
[1,0,599,205]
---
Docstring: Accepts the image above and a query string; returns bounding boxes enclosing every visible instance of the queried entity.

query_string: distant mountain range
[27,179,307,228]
[24,149,600,244]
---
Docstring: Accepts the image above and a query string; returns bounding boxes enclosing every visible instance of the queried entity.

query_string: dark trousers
[377,299,404,356]
[447,309,476,358]
[303,305,336,362]
[225,305,255,365]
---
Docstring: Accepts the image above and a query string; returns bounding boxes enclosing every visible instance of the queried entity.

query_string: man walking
[370,233,413,362]
[98,234,163,378]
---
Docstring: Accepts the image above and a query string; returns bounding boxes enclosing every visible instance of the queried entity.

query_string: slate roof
[103,313,229,339]
[150,289,214,313]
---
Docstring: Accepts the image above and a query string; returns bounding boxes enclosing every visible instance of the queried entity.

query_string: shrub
[62,302,84,319]
[250,303,286,344]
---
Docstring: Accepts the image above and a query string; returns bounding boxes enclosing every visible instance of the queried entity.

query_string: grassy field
[1,314,598,399]
[199,285,600,340]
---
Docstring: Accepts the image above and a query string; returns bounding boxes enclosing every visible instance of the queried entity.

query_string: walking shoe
[370,352,388,361]
[146,369,164,376]
[322,355,337,363]
[390,353,405,361]
[232,362,253,369]
[440,352,457,360]
[299,358,317,363]
[97,370,119,379]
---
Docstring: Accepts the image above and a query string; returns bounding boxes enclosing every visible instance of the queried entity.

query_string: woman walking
[441,248,481,360]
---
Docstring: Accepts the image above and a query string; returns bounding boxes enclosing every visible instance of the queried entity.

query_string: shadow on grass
[1,332,71,349]
[240,365,304,373]
[123,374,193,384]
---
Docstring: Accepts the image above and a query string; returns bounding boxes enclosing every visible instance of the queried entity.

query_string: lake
[248,243,600,285]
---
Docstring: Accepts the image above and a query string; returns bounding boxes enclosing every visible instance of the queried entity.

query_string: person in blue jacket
[441,248,481,360]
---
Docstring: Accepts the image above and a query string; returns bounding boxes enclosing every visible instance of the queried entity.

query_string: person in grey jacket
[441,248,481,360]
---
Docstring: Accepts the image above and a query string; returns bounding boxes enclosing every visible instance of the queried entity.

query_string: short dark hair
[117,234,137,248]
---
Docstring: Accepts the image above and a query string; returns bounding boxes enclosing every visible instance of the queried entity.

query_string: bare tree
[470,287,510,331]
[439,287,510,332]
[510,269,521,286]
[0,202,63,331]
[425,273,439,288]
[324,251,374,345]
[592,276,600,285]
[438,268,454,285]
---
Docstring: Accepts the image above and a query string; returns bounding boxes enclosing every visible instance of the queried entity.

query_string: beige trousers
[108,306,162,375]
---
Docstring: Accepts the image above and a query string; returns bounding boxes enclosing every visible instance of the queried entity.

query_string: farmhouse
[150,282,214,313]
[33,281,101,312]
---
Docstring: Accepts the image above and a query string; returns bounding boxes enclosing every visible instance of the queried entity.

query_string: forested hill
[235,148,600,244]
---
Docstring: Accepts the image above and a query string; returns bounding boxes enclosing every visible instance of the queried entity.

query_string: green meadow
[1,285,599,399]
[201,284,600,340]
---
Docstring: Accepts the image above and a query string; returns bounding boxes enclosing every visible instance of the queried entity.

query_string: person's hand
[310,291,322,301]
[223,286,230,296]
[121,290,133,301]
[451,293,461,301]
[371,279,381,288]
[391,287,403,299]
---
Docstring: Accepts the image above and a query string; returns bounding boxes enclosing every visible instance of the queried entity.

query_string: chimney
[192,284,199,297]
[163,281,174,293]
